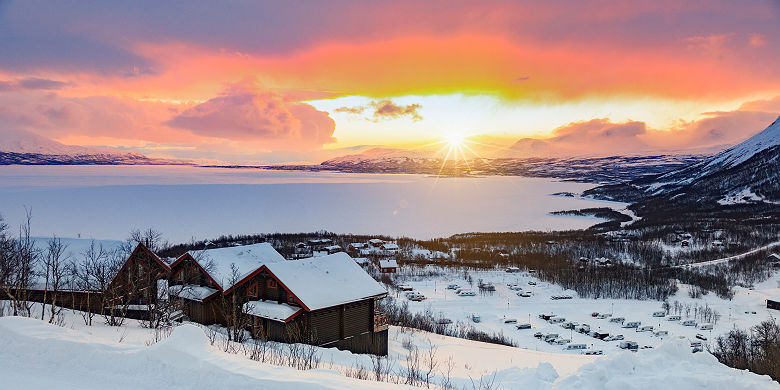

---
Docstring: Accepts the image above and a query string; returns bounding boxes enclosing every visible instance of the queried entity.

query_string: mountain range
[583,116,779,224]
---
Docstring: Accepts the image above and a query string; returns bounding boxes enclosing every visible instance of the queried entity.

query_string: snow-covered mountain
[0,127,191,165]
[0,128,138,157]
[586,116,780,206]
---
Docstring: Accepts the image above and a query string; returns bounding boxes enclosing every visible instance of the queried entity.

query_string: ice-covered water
[0,165,626,242]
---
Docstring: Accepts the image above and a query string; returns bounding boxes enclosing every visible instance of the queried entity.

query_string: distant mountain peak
[0,128,138,157]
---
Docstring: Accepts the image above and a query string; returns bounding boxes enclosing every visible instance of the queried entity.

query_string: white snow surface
[192,243,286,291]
[168,284,219,301]
[243,300,302,322]
[0,312,777,389]
[265,252,387,310]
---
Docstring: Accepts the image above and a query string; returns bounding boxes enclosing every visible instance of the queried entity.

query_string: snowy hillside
[586,117,780,205]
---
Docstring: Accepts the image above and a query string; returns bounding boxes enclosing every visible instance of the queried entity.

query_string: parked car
[528,281,537,285]
[690,341,702,348]
[636,325,654,332]
[622,321,641,329]
[566,344,587,350]
[698,323,713,330]
[446,284,460,290]
[605,334,624,341]
[437,318,452,325]
[591,312,600,317]
[458,290,476,296]
[667,315,681,321]
[609,317,625,324]
[619,341,639,351]
[652,311,666,317]
[398,285,414,291]
[549,317,565,324]
[695,333,708,341]
[682,320,697,327]
[583,350,604,355]
[653,330,669,337]
[553,338,571,345]
[516,323,532,330]
[518,292,532,297]
[543,333,559,342]
[407,292,426,301]
[533,332,544,338]
[504,318,518,324]
[471,313,481,323]
[596,313,611,319]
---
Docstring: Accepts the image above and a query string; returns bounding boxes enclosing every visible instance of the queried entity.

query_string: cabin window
[287,295,298,306]
[136,263,144,278]
[267,279,277,289]
[247,282,258,298]
[176,270,185,282]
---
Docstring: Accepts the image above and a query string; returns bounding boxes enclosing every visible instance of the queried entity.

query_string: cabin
[167,253,223,324]
[379,259,398,274]
[348,243,368,257]
[379,243,399,256]
[768,254,780,268]
[322,245,343,255]
[307,239,333,251]
[368,238,384,248]
[233,253,389,355]
[106,243,171,316]
[768,295,780,311]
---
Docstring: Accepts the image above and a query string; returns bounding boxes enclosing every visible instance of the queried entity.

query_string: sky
[0,0,779,163]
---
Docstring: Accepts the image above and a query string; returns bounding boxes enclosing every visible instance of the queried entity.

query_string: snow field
[393,268,780,355]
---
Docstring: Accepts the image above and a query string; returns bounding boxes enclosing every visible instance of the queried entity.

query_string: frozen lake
[0,165,626,242]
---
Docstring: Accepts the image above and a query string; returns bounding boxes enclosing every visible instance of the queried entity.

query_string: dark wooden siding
[343,300,371,337]
[309,306,341,345]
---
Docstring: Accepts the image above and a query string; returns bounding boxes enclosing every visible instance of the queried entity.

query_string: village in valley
[2,219,780,389]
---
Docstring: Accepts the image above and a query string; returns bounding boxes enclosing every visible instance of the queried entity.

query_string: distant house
[368,238,384,248]
[712,240,724,247]
[348,243,368,256]
[379,259,398,273]
[323,245,342,255]
[768,295,780,311]
[307,239,333,251]
[380,243,399,256]
[505,266,520,273]
[594,257,613,267]
[768,253,780,268]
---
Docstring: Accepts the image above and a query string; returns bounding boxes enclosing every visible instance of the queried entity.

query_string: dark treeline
[711,318,780,381]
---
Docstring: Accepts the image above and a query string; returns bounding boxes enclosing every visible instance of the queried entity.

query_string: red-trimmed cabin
[167,253,222,324]
[224,253,389,355]
[106,243,171,313]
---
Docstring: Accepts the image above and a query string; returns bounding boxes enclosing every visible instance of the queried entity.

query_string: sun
[445,133,465,148]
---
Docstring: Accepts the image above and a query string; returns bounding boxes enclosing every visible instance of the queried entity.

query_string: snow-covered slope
[588,117,780,205]
[0,127,138,157]
[1,315,777,389]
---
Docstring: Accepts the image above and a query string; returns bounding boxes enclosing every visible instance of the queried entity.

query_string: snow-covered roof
[169,285,219,302]
[353,257,369,265]
[265,252,387,311]
[769,253,780,261]
[368,239,384,245]
[243,300,302,322]
[379,259,398,268]
[324,245,341,251]
[381,243,399,250]
[769,294,780,303]
[349,242,367,248]
[191,243,285,291]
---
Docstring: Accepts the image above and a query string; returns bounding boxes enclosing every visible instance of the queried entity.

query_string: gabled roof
[190,243,285,291]
[379,259,398,268]
[264,252,387,311]
[243,300,302,322]
[109,243,170,288]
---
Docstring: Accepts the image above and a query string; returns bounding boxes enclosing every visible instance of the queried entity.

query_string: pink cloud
[165,84,335,149]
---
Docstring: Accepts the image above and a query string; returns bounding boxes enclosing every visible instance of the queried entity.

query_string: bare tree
[41,236,70,323]
[1,209,38,317]
[128,228,167,253]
